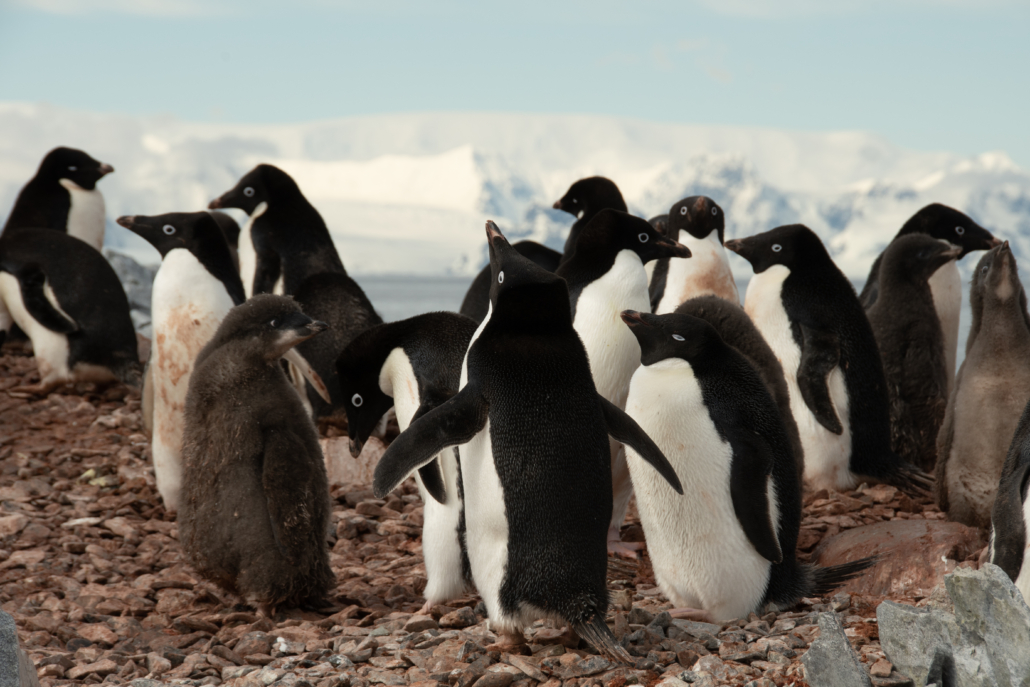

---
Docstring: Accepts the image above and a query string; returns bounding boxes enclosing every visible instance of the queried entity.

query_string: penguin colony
[2,145,1030,654]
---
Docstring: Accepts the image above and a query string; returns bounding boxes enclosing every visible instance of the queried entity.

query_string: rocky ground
[0,349,989,687]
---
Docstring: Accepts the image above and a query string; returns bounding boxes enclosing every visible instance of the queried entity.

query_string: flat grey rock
[0,610,41,687]
[800,612,871,687]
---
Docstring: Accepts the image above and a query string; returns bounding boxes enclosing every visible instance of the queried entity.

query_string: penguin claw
[484,630,528,653]
[607,539,645,560]
[417,600,434,616]
[668,607,716,623]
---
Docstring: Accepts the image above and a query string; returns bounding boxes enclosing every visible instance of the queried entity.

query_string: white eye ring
[956,226,965,235]
[243,187,255,197]
[672,334,685,341]
[679,206,688,216]
[68,166,77,172]
[772,244,782,253]
[270,318,279,327]
[711,207,718,216]
[638,233,649,243]
[498,271,505,284]
[352,393,363,407]
[571,198,577,204]
[982,265,989,275]
[162,225,176,235]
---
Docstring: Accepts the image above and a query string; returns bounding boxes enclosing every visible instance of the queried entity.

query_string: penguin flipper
[797,324,843,435]
[261,427,320,565]
[730,432,783,564]
[252,248,281,295]
[599,396,683,494]
[373,385,488,500]
[409,390,457,506]
[7,263,79,334]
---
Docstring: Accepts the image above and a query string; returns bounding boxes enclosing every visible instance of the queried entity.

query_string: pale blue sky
[1,0,1028,166]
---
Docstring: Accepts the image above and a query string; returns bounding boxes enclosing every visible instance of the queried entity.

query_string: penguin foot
[607,538,645,560]
[417,600,434,616]
[668,607,715,623]
[485,630,527,653]
[8,381,60,397]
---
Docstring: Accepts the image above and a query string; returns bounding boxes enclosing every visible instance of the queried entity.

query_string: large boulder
[800,612,872,687]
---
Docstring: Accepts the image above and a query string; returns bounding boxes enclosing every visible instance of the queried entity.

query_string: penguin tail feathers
[809,556,878,597]
[574,614,632,665]
[887,461,934,496]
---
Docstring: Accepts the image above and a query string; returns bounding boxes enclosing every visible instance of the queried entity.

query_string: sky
[1,0,1028,167]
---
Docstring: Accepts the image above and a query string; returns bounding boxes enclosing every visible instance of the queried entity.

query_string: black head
[336,325,399,458]
[209,294,327,360]
[621,310,725,366]
[881,234,961,283]
[898,203,1001,257]
[648,214,669,237]
[552,176,627,217]
[208,210,241,249]
[116,212,227,258]
[486,221,572,330]
[35,147,113,191]
[571,209,691,265]
[668,196,725,243]
[208,164,300,214]
[725,224,828,274]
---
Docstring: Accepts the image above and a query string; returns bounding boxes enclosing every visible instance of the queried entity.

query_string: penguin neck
[379,347,421,430]
[58,178,105,250]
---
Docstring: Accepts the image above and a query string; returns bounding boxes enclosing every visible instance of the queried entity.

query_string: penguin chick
[179,295,334,616]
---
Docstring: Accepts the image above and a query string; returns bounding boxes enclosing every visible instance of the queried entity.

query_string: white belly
[655,230,739,314]
[745,265,853,491]
[625,359,772,621]
[1016,496,1030,603]
[928,260,961,392]
[238,202,266,299]
[150,250,236,511]
[59,180,105,251]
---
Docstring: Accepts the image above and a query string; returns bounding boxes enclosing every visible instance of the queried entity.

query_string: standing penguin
[0,229,140,392]
[459,242,561,324]
[2,147,114,251]
[553,176,628,263]
[675,295,805,479]
[727,225,930,493]
[556,209,690,558]
[621,311,870,621]
[867,235,962,472]
[650,196,738,313]
[208,164,345,298]
[372,221,682,658]
[936,242,1030,528]
[860,204,1000,389]
[208,210,242,272]
[116,212,246,512]
[179,295,334,615]
[337,311,479,613]
[990,396,1030,603]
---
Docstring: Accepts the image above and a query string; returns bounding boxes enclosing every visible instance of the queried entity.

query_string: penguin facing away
[459,241,562,324]
[650,196,738,314]
[675,295,805,480]
[116,212,246,512]
[936,242,1030,528]
[2,147,114,251]
[859,203,1000,389]
[866,234,961,472]
[209,164,345,298]
[990,396,1030,603]
[179,295,334,616]
[0,228,140,393]
[372,221,682,660]
[621,311,871,622]
[553,176,628,263]
[336,311,479,613]
[726,225,931,494]
[556,209,690,558]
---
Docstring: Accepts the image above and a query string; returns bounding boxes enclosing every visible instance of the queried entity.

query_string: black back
[459,241,561,324]
[860,203,998,308]
[650,196,725,310]
[3,147,112,234]
[210,164,345,295]
[0,228,139,383]
[553,177,627,263]
[991,396,1030,582]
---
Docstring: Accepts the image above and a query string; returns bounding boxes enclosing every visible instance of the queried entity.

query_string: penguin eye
[771,244,782,253]
[270,318,279,328]
[638,233,649,243]
[162,225,176,235]
[956,226,965,235]
[243,187,255,197]
[351,393,363,407]
[68,166,77,172]
[679,206,688,216]
[571,198,577,204]
[672,334,685,341]
[711,207,718,216]
[982,265,989,275]
[498,271,505,284]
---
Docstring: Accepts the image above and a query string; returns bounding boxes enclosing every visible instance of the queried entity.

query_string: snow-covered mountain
[1,102,1028,280]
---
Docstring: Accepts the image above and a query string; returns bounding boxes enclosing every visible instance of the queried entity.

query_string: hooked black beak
[657,237,691,259]
[208,197,224,210]
[115,216,136,230]
[552,200,562,210]
[98,163,114,176]
[620,310,649,328]
[349,438,363,458]
[307,320,329,334]
[485,220,505,244]
[989,236,1003,248]
[724,238,753,263]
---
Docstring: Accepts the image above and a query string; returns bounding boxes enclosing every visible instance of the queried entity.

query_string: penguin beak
[620,310,650,328]
[999,240,1010,254]
[989,236,1003,248]
[306,320,329,335]
[98,163,114,176]
[724,238,752,263]
[208,197,224,210]
[115,216,139,232]
[552,200,562,210]
[349,438,363,458]
[485,220,506,245]
[656,237,691,259]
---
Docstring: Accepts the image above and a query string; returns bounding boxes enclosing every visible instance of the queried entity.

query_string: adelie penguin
[459,242,561,324]
[649,196,738,313]
[179,295,334,616]
[936,242,1030,528]
[0,229,140,393]
[2,147,114,252]
[621,311,871,622]
[553,176,628,263]
[989,396,1030,603]
[860,203,1000,390]
[727,225,931,494]
[209,164,345,297]
[866,235,961,472]
[372,221,682,660]
[556,209,690,558]
[208,210,241,272]
[337,311,479,613]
